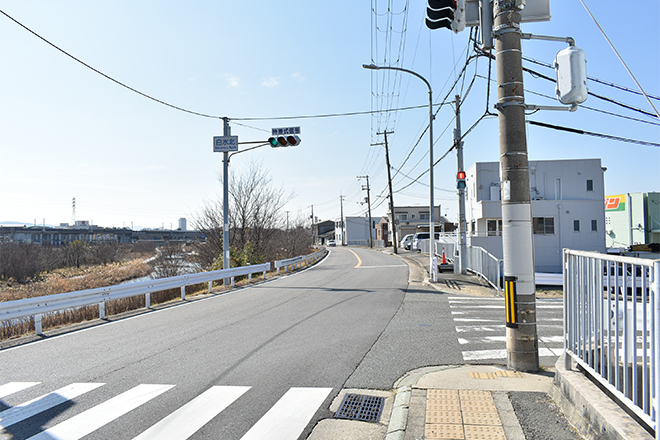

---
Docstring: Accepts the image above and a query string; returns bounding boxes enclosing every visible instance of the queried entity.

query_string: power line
[528,120,660,147]
[0,9,226,121]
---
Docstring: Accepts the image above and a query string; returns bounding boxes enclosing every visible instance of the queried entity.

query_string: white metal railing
[563,249,659,437]
[464,246,503,294]
[0,262,271,336]
[433,241,456,264]
[274,248,327,275]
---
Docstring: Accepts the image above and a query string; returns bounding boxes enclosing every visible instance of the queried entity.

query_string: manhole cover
[335,393,385,423]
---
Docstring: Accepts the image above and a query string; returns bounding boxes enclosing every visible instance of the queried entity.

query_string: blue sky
[1,1,658,230]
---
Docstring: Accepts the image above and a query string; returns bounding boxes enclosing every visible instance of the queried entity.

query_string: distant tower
[72,197,76,226]
[178,218,187,231]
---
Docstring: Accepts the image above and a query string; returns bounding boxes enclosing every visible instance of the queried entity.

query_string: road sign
[213,136,239,152]
[271,127,301,136]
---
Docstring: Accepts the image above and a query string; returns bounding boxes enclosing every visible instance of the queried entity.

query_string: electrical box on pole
[554,46,588,104]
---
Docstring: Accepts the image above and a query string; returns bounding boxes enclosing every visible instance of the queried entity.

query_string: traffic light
[268,135,301,148]
[457,171,466,190]
[425,0,465,33]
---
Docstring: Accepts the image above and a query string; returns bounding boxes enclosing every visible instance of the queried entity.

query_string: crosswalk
[448,296,565,363]
[0,382,332,440]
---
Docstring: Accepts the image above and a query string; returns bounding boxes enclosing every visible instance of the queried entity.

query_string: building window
[586,179,594,191]
[420,213,430,221]
[487,219,502,236]
[396,214,407,221]
[591,219,598,231]
[574,220,580,232]
[411,214,416,219]
[533,217,555,235]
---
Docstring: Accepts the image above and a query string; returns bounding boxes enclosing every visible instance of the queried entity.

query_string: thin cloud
[261,77,280,87]
[292,72,305,81]
[225,75,241,88]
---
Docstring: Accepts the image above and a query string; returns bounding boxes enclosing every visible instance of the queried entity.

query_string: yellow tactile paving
[426,410,463,424]
[425,389,506,440]
[496,370,524,378]
[468,372,498,380]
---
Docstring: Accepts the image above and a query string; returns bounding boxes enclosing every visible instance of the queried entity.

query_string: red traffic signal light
[457,171,466,190]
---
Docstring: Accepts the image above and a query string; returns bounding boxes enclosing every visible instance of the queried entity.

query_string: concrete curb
[552,355,654,440]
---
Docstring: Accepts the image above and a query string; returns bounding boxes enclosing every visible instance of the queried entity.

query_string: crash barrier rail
[0,263,271,336]
[563,249,659,437]
[463,245,503,294]
[274,248,327,275]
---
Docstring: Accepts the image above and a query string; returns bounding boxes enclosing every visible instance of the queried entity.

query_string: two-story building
[465,158,607,273]
[605,192,660,249]
[388,206,455,244]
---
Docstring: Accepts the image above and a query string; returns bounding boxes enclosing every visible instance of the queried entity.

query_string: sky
[0,1,658,230]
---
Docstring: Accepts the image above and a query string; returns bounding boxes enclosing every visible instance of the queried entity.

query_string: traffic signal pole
[454,94,467,275]
[494,0,539,372]
[222,117,231,285]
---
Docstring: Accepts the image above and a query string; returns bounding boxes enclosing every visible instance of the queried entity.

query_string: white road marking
[240,387,332,440]
[28,384,174,440]
[0,382,40,399]
[0,383,104,429]
[133,386,250,440]
[462,347,562,361]
[458,336,564,345]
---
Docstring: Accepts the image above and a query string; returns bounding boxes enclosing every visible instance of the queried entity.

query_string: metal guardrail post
[181,286,186,300]
[35,314,42,335]
[146,292,151,308]
[99,302,106,320]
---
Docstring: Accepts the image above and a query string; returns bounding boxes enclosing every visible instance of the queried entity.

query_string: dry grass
[1,253,321,340]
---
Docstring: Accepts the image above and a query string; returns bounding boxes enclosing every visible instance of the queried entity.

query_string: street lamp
[362,63,437,281]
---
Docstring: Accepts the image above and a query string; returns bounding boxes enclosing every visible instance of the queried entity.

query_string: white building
[465,158,607,273]
[336,216,378,246]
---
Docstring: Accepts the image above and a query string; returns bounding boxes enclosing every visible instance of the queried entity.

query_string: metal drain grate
[335,393,385,423]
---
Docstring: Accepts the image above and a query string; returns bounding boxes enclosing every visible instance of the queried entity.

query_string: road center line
[347,249,362,268]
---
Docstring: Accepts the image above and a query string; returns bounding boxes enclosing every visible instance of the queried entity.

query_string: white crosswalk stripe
[448,296,564,363]
[0,382,41,399]
[27,384,174,440]
[0,382,104,429]
[240,387,332,440]
[132,386,251,440]
[0,383,331,440]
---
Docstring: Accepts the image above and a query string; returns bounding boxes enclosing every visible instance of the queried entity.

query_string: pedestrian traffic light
[457,171,466,190]
[268,135,301,148]
[425,0,465,33]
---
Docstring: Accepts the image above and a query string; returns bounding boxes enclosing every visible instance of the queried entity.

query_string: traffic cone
[442,247,447,265]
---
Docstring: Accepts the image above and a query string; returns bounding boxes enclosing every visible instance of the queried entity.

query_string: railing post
[262,270,266,279]
[34,314,42,335]
[653,261,659,435]
[231,277,235,287]
[181,285,186,300]
[99,302,106,319]
[146,292,151,308]
[208,281,212,293]
[249,273,252,283]
[563,250,572,371]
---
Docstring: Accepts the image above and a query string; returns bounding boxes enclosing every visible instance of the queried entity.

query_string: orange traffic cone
[441,247,447,265]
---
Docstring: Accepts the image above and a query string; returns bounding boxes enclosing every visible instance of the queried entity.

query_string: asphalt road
[1,247,418,440]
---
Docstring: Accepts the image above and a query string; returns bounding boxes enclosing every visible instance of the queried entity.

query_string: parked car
[327,240,336,247]
[411,232,441,252]
[400,234,414,250]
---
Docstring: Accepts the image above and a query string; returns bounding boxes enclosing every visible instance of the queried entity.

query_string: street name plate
[213,136,239,152]
[271,126,301,136]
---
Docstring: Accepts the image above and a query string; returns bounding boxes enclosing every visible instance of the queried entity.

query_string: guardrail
[0,263,270,336]
[274,248,327,275]
[464,246,503,294]
[563,249,659,436]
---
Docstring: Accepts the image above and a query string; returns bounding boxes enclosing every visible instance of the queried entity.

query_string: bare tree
[192,161,297,268]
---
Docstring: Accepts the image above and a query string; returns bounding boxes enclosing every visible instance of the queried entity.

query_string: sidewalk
[309,247,654,440]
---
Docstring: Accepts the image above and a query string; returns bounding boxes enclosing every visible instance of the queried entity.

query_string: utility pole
[222,117,231,286]
[310,205,315,245]
[339,194,345,246]
[454,95,467,274]
[357,175,373,248]
[494,0,539,372]
[378,130,398,254]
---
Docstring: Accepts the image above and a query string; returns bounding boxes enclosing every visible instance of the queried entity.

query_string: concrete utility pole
[494,0,539,372]
[357,175,373,248]
[339,194,345,246]
[454,94,467,275]
[378,130,398,254]
[222,117,231,285]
